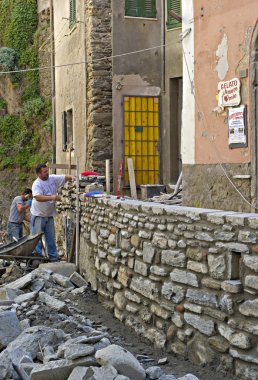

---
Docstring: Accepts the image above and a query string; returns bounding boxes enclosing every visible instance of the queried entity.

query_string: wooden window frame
[125,0,157,19]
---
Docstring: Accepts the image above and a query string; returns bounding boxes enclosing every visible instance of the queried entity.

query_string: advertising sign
[228,106,247,148]
[218,78,241,107]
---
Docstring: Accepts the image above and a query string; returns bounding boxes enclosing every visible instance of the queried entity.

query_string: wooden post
[68,147,72,174]
[127,158,137,199]
[116,159,123,198]
[105,159,110,194]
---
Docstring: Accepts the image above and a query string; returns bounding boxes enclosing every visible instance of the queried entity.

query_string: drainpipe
[50,0,56,170]
[162,0,166,93]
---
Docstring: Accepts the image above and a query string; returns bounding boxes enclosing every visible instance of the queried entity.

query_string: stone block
[145,328,166,349]
[201,277,221,290]
[124,290,141,304]
[186,289,218,307]
[95,344,146,380]
[186,247,204,261]
[134,260,148,276]
[0,310,21,349]
[117,267,131,287]
[195,232,214,242]
[208,254,226,279]
[239,299,258,317]
[14,291,37,304]
[230,348,258,365]
[152,233,168,248]
[69,272,88,288]
[38,263,77,277]
[235,361,258,380]
[7,273,33,290]
[114,292,127,311]
[170,269,199,287]
[150,303,170,320]
[221,280,242,293]
[243,255,258,272]
[219,294,234,315]
[215,242,249,253]
[187,261,208,273]
[238,230,257,244]
[214,231,235,241]
[208,336,229,353]
[130,277,159,300]
[90,229,98,245]
[184,302,202,314]
[67,366,88,380]
[187,332,215,365]
[184,312,215,336]
[218,324,251,349]
[150,266,168,277]
[39,292,71,315]
[52,273,73,288]
[161,282,185,303]
[172,312,184,328]
[161,250,186,268]
[131,235,140,248]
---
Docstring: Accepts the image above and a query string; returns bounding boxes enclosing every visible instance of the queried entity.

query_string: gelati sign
[218,78,241,107]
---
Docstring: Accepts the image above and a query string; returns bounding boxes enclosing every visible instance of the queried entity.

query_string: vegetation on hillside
[0,0,51,180]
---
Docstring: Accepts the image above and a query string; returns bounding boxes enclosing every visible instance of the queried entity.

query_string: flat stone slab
[6,273,33,290]
[0,310,21,349]
[95,344,146,380]
[69,272,88,288]
[38,263,77,277]
[14,291,38,304]
[52,273,74,288]
[39,292,71,315]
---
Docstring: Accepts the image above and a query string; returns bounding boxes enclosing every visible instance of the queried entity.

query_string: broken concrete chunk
[0,310,21,349]
[52,273,74,288]
[38,263,77,277]
[69,272,89,288]
[39,292,71,315]
[67,366,88,380]
[95,344,146,380]
[14,291,38,304]
[6,273,33,290]
[64,344,95,360]
[84,365,118,380]
[30,279,45,293]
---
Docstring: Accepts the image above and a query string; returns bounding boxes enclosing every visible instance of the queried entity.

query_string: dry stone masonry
[58,183,258,380]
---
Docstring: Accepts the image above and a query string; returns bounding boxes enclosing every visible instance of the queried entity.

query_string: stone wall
[182,163,252,212]
[59,184,258,380]
[85,0,112,173]
[37,6,52,99]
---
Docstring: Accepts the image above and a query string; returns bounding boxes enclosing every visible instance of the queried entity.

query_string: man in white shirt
[31,163,74,261]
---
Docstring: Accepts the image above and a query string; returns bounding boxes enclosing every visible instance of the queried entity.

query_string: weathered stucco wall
[182,163,252,212]
[59,187,258,380]
[85,0,112,174]
[182,0,258,211]
[53,0,87,173]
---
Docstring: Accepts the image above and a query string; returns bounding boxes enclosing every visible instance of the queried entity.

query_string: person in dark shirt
[7,188,32,241]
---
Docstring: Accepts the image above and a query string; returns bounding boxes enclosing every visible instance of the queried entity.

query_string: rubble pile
[0,264,200,380]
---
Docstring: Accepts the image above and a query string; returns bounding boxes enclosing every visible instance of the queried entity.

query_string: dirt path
[74,288,237,380]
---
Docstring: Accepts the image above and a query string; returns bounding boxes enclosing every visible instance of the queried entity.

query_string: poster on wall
[218,78,241,107]
[228,106,247,148]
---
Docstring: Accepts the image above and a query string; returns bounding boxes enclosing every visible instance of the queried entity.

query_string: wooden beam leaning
[127,158,137,200]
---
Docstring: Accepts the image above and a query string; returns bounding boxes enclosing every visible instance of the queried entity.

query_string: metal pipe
[50,0,56,170]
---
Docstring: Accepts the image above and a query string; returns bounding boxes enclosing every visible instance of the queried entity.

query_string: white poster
[228,106,246,145]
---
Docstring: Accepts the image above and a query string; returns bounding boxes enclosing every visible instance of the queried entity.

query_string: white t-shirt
[31,175,65,217]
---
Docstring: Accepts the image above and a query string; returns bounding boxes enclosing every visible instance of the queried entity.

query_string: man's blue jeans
[7,222,23,241]
[30,215,58,260]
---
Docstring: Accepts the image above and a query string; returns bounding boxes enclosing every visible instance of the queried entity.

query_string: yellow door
[124,96,160,186]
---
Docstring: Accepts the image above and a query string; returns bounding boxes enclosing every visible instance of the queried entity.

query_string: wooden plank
[116,160,123,198]
[48,164,77,170]
[127,158,137,199]
[106,159,110,194]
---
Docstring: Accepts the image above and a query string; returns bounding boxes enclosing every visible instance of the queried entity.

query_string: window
[62,109,73,151]
[167,0,181,29]
[69,0,76,29]
[125,0,156,19]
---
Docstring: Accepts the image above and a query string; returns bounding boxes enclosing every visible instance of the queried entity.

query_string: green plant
[0,97,7,110]
[0,47,16,70]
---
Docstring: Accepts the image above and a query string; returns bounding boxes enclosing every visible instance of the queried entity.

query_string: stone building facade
[59,185,258,380]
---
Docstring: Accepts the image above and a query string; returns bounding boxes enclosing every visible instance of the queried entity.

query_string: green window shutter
[167,0,181,29]
[142,0,156,18]
[125,0,139,17]
[69,0,76,29]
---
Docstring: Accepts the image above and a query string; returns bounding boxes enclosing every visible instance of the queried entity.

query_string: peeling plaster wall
[182,0,258,211]
[193,0,257,165]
